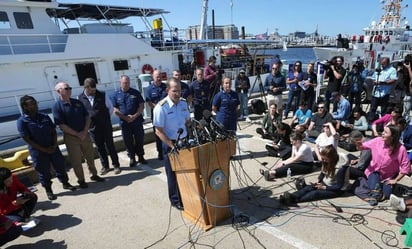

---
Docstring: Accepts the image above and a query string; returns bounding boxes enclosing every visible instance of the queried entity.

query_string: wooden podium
[169,138,236,231]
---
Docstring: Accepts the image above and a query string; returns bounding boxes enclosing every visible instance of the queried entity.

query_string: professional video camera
[217,68,225,76]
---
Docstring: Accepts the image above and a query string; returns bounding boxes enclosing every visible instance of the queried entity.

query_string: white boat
[313,0,412,69]
[0,0,186,148]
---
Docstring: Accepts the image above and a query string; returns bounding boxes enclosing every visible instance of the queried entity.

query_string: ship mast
[199,0,208,39]
[379,0,403,28]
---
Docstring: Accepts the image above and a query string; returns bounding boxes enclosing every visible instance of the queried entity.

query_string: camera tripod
[248,71,268,110]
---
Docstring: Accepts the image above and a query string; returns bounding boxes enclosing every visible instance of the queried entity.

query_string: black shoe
[129,158,136,167]
[100,168,111,176]
[46,191,57,200]
[256,128,265,137]
[172,203,184,211]
[78,180,88,189]
[158,153,164,160]
[138,157,148,165]
[62,182,77,191]
[90,175,105,182]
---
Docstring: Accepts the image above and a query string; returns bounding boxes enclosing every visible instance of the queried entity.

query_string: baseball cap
[330,91,340,101]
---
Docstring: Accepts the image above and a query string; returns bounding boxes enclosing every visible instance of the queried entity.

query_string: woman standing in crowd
[0,168,38,222]
[280,145,350,205]
[260,132,314,180]
[354,125,411,205]
[212,77,240,131]
[284,61,303,119]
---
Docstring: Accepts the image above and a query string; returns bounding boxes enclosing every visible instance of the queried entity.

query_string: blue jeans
[238,92,249,117]
[367,172,393,199]
[291,185,342,203]
[284,90,301,118]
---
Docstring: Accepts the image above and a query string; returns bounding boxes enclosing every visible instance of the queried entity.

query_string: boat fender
[142,64,154,74]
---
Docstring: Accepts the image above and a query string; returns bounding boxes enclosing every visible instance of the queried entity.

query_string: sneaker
[245,117,251,123]
[129,158,137,167]
[78,180,88,189]
[62,182,77,191]
[46,191,56,201]
[138,157,148,165]
[100,168,111,175]
[114,167,121,175]
[90,175,105,182]
[390,194,406,211]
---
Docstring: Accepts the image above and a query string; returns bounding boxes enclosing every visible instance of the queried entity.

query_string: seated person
[314,121,339,161]
[0,168,38,222]
[371,107,400,137]
[346,130,371,180]
[306,102,334,143]
[353,125,411,206]
[330,92,351,133]
[397,117,412,160]
[389,194,412,224]
[0,214,23,247]
[260,132,314,181]
[345,107,368,136]
[265,122,292,159]
[256,103,282,140]
[279,145,350,205]
[290,102,312,132]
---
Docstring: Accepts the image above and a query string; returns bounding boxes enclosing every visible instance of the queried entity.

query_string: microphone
[199,119,212,141]
[175,128,184,148]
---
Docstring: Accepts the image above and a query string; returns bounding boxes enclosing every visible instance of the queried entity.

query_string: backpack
[251,99,266,115]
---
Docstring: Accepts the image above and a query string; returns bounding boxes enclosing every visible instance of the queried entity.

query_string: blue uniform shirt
[153,97,190,140]
[52,98,89,132]
[145,82,167,105]
[17,113,55,150]
[189,80,210,108]
[181,81,190,99]
[212,90,240,130]
[111,88,145,125]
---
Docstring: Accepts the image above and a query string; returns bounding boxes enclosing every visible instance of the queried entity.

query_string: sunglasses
[318,106,325,109]
[63,87,72,90]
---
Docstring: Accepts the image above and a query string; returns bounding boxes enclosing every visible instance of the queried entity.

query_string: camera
[217,68,224,76]
[320,60,332,70]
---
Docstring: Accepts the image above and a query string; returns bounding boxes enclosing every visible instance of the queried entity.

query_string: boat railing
[0,33,68,56]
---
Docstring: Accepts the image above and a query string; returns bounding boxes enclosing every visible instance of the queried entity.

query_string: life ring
[142,64,154,74]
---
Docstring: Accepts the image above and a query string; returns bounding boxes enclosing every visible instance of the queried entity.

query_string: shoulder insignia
[158,97,168,106]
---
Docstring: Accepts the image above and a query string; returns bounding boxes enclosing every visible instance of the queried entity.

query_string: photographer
[401,54,412,123]
[370,57,397,121]
[323,56,346,112]
[264,61,286,116]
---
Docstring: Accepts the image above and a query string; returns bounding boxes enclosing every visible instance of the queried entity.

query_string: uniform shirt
[362,137,411,181]
[190,79,210,107]
[145,82,167,106]
[264,72,286,96]
[212,90,240,121]
[153,96,190,140]
[17,113,55,152]
[181,81,190,99]
[111,88,145,125]
[52,98,88,132]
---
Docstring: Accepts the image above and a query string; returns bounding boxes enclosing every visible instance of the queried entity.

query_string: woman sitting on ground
[314,121,339,161]
[261,132,314,181]
[265,122,292,159]
[0,214,23,247]
[353,125,411,206]
[0,168,38,222]
[256,103,282,140]
[279,145,350,205]
[371,107,400,137]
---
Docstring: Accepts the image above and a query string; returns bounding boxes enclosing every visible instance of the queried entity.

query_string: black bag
[251,99,266,114]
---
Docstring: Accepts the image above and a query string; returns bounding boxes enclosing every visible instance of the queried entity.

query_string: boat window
[113,60,129,71]
[0,12,10,29]
[13,12,33,29]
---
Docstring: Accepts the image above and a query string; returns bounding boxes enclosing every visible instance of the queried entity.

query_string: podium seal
[210,169,226,190]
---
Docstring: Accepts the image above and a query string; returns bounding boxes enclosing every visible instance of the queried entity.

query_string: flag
[255,32,268,40]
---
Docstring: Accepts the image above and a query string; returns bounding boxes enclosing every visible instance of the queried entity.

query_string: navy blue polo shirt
[181,81,190,99]
[212,90,240,120]
[111,87,145,125]
[145,82,167,105]
[17,113,55,149]
[52,98,89,132]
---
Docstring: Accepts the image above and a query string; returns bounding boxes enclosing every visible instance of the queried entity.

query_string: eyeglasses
[317,106,325,109]
[63,87,72,90]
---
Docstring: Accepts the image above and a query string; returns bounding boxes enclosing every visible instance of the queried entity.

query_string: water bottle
[287,168,292,180]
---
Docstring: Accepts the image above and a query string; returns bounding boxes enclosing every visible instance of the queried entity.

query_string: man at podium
[153,77,191,211]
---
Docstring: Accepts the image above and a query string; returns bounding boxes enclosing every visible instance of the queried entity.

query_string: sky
[58,0,412,37]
